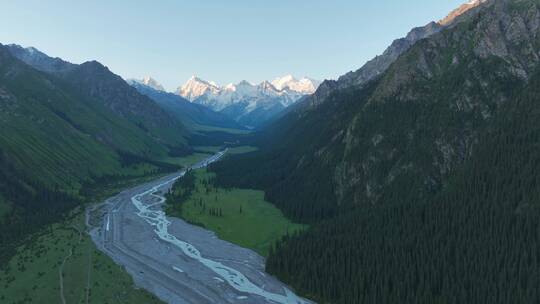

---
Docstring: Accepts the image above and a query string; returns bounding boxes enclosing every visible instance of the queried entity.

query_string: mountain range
[177,75,321,127]
[127,78,245,131]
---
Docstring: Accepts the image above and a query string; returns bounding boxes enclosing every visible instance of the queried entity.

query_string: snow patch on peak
[177,76,221,101]
[141,76,165,91]
[438,0,487,26]
[224,83,237,91]
[127,76,165,92]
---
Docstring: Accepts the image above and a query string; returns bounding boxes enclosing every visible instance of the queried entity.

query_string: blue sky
[0,0,465,91]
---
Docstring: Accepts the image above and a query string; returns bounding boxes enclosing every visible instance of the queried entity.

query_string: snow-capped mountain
[176,75,320,127]
[176,75,319,126]
[271,75,321,95]
[177,76,221,101]
[127,76,165,92]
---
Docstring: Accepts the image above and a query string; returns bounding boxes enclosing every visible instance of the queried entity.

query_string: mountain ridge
[177,75,320,127]
[128,76,165,92]
[304,0,491,108]
[127,79,246,131]
[6,44,189,147]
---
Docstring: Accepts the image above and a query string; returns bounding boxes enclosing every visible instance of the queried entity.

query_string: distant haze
[0,0,465,91]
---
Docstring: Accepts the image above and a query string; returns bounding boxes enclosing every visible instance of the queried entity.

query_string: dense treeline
[165,170,196,216]
[210,151,338,222]
[117,151,182,171]
[265,74,540,303]
[165,170,228,219]
[188,130,253,147]
[165,145,194,158]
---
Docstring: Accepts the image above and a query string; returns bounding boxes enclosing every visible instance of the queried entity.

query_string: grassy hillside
[0,211,163,304]
[61,60,188,149]
[0,45,181,189]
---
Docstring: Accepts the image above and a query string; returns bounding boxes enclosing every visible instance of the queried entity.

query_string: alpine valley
[2,0,540,304]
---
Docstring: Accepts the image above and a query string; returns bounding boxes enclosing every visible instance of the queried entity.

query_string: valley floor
[88,152,311,303]
[0,145,301,304]
[166,169,305,256]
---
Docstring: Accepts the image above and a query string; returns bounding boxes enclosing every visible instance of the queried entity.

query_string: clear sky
[0,0,465,91]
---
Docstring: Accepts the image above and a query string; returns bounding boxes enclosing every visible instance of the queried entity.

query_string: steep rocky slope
[305,0,488,107]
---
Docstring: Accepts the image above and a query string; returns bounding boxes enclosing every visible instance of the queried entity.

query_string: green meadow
[166,169,305,257]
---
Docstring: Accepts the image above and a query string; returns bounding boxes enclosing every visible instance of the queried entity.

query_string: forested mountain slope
[267,68,540,303]
[213,0,540,220]
[210,0,540,302]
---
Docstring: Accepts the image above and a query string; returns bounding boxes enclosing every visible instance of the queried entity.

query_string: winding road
[87,151,312,304]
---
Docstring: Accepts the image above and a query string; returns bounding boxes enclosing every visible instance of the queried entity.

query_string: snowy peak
[177,76,220,101]
[175,75,319,112]
[272,74,297,89]
[271,74,296,91]
[142,76,165,91]
[438,0,488,26]
[271,75,321,94]
[259,80,279,92]
[129,76,165,91]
